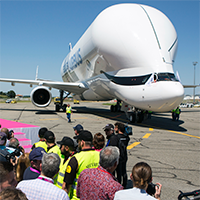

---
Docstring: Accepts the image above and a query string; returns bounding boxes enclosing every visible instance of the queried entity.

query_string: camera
[8,130,14,139]
[0,148,21,163]
[147,182,158,195]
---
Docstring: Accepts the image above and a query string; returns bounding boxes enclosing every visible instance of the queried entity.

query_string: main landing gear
[128,110,145,123]
[110,100,121,112]
[54,90,70,112]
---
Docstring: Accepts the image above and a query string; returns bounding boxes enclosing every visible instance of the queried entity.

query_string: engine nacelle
[30,86,52,107]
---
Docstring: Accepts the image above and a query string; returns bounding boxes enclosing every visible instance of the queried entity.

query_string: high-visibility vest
[68,150,100,200]
[47,145,62,184]
[47,145,62,158]
[54,155,70,188]
[175,108,180,114]
[34,141,48,152]
[66,106,72,114]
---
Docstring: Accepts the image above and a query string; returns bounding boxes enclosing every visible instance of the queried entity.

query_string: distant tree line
[0,90,16,98]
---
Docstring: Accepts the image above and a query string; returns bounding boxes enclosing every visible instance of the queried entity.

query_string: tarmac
[0,101,200,199]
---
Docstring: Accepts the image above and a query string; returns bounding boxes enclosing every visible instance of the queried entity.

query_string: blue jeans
[67,113,71,122]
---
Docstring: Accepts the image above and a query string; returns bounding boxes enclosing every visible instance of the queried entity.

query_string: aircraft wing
[0,78,88,94]
[183,84,200,88]
[176,72,200,88]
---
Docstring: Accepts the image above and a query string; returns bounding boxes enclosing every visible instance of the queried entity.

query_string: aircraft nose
[150,82,184,112]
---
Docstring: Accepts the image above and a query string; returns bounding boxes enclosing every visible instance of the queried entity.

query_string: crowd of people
[0,122,162,200]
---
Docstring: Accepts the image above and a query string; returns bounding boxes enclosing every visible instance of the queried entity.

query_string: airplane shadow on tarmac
[0,108,57,115]
[72,106,187,132]
[0,106,187,132]
[138,115,187,132]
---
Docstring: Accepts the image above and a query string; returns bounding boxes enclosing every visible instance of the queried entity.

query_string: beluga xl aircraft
[1,3,187,123]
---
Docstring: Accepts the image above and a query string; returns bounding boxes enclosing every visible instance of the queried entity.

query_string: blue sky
[0,0,199,97]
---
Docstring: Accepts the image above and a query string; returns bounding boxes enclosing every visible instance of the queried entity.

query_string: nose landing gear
[120,101,146,123]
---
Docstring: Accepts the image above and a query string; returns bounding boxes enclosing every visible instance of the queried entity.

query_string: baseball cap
[74,130,93,142]
[29,147,46,161]
[73,124,83,132]
[57,137,74,148]
[103,124,114,131]
[0,132,7,145]
[44,131,55,143]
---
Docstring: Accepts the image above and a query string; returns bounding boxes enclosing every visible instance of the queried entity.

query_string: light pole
[193,62,198,103]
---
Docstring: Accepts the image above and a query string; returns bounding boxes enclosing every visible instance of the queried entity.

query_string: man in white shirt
[17,153,69,200]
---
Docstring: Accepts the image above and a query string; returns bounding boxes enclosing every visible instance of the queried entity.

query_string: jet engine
[30,86,52,107]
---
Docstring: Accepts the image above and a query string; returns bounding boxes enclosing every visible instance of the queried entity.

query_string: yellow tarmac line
[169,130,200,139]
[127,142,141,150]
[141,123,200,139]
[40,118,59,121]
[73,117,88,119]
[143,133,151,138]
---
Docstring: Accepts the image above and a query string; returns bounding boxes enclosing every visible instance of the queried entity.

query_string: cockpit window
[102,71,178,86]
[103,72,151,85]
[157,73,178,82]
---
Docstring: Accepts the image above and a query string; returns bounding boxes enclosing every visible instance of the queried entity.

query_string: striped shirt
[17,175,69,200]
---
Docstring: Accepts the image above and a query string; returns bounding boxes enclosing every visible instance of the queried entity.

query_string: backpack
[124,125,132,136]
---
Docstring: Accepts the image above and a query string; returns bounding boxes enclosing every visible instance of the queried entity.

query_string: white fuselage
[61,3,184,112]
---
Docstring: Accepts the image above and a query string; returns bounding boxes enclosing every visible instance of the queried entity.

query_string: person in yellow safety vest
[43,131,61,157]
[62,130,100,200]
[148,110,152,119]
[171,109,176,121]
[54,136,76,188]
[66,104,72,123]
[175,106,181,121]
[44,130,62,183]
[31,127,48,152]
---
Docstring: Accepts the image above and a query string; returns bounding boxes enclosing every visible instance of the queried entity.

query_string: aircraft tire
[111,105,115,112]
[115,104,121,112]
[129,113,136,123]
[137,112,144,123]
[55,104,60,112]
[62,104,67,112]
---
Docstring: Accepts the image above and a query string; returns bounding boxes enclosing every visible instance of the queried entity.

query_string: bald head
[1,128,13,140]
[9,138,19,148]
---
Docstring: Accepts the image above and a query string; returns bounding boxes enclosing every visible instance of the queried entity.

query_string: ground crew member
[31,127,48,152]
[62,130,100,200]
[171,108,176,121]
[44,131,61,157]
[66,104,72,123]
[55,136,75,188]
[148,110,152,119]
[44,130,62,183]
[175,106,181,121]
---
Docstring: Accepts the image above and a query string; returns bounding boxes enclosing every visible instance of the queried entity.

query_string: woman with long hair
[16,153,30,182]
[93,132,105,151]
[114,162,162,200]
